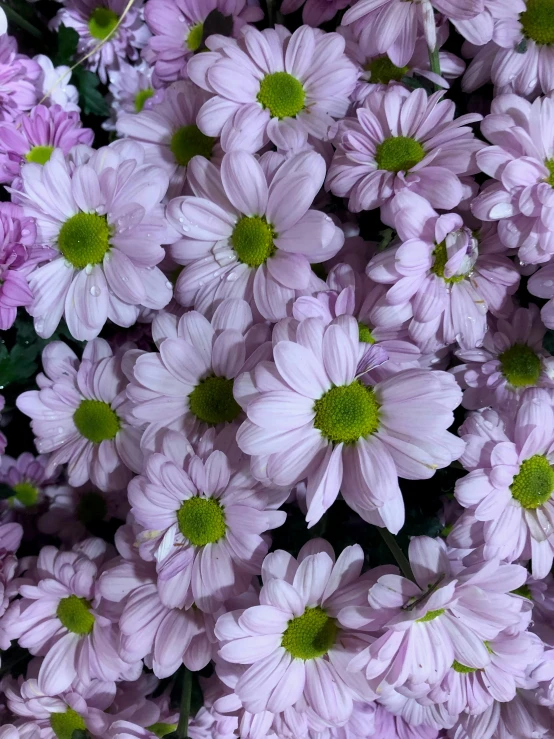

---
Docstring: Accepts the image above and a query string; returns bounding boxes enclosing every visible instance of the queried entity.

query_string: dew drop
[165,281,173,289]
[90,285,101,297]
[85,264,93,275]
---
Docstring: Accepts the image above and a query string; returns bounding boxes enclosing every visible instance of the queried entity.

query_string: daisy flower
[215,541,375,726]
[236,315,463,532]
[103,60,157,131]
[0,453,54,520]
[143,0,263,87]
[16,142,173,340]
[453,390,554,579]
[187,24,358,153]
[117,80,221,198]
[128,429,287,612]
[452,304,554,412]
[366,191,520,352]
[51,0,150,84]
[0,522,23,654]
[33,54,80,113]
[0,36,40,123]
[0,104,94,185]
[326,87,484,219]
[281,0,350,26]
[166,151,344,320]
[17,339,142,492]
[451,690,553,739]
[372,703,442,739]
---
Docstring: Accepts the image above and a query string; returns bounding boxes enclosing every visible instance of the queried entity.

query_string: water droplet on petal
[85,264,93,275]
[90,285,101,297]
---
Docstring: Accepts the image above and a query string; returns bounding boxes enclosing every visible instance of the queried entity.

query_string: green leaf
[55,24,79,66]
[544,329,554,355]
[71,731,91,739]
[73,68,110,117]
[0,342,39,388]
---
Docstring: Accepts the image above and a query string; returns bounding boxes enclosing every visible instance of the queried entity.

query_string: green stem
[0,2,41,37]
[428,46,441,91]
[264,0,275,26]
[176,667,192,739]
[378,528,415,582]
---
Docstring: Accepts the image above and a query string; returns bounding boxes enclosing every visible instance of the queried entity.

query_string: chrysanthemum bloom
[104,60,157,132]
[0,522,23,654]
[281,0,350,26]
[451,390,554,579]
[472,94,554,264]
[375,691,457,734]
[326,87,483,219]
[367,191,520,352]
[452,304,554,411]
[236,315,463,532]
[0,453,54,519]
[126,301,271,450]
[5,542,139,695]
[0,36,40,122]
[52,0,150,84]
[341,0,482,68]
[187,24,358,153]
[17,339,142,491]
[344,536,528,695]
[166,151,344,320]
[117,80,221,198]
[143,0,263,87]
[128,429,287,612]
[33,55,80,113]
[0,105,94,185]
[16,142,173,340]
[215,541,376,726]
[371,702,442,739]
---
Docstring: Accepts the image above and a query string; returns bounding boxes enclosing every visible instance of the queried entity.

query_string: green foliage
[55,24,79,66]
[73,68,110,117]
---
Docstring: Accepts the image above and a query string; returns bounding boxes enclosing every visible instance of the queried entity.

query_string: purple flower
[33,55,80,113]
[0,453,54,521]
[0,522,23,654]
[104,60,157,131]
[0,36,40,123]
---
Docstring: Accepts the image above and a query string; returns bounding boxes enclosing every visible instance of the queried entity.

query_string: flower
[281,0,350,26]
[143,0,263,87]
[128,429,287,612]
[117,80,221,198]
[0,727,40,739]
[366,191,520,352]
[0,453,54,520]
[166,151,344,320]
[51,0,150,84]
[104,59,157,131]
[17,339,142,491]
[0,522,23,654]
[0,36,40,122]
[326,87,483,220]
[452,390,554,579]
[16,142,173,340]
[33,54,80,113]
[187,24,358,153]
[452,304,554,412]
[0,105,94,186]
[215,540,375,726]
[236,315,463,532]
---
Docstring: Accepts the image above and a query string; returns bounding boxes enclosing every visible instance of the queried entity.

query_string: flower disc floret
[170,125,215,167]
[257,72,306,119]
[134,88,154,113]
[314,381,380,444]
[25,145,54,165]
[88,7,119,40]
[431,240,466,283]
[73,399,120,443]
[188,376,241,425]
[358,322,375,344]
[510,455,554,509]
[375,136,425,173]
[56,594,95,635]
[50,708,87,739]
[10,481,39,507]
[499,344,541,388]
[231,215,276,267]
[57,212,111,269]
[177,496,227,546]
[416,608,445,623]
[366,57,408,84]
[545,158,554,187]
[452,660,478,674]
[520,0,554,45]
[281,606,338,660]
[187,22,204,51]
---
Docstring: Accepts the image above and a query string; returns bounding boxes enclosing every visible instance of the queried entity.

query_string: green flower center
[365,56,408,84]
[135,88,154,112]
[9,481,39,507]
[170,125,215,167]
[520,0,554,45]
[512,584,532,599]
[510,454,554,509]
[88,7,119,40]
[375,136,426,173]
[58,212,111,269]
[147,724,178,738]
[281,606,338,660]
[50,708,87,739]
[416,608,445,623]
[358,322,376,344]
[257,72,306,120]
[73,399,121,444]
[177,496,226,546]
[431,240,467,283]
[499,343,541,388]
[231,215,276,267]
[313,381,380,444]
[56,595,95,635]
[545,158,554,187]
[76,491,108,528]
[452,660,478,674]
[25,145,54,165]
[187,22,204,51]
[188,375,241,425]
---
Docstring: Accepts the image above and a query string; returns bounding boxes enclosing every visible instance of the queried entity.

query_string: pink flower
[17,339,142,491]
[0,453,55,520]
[16,142,174,340]
[0,36,40,123]
[104,60,157,131]
[236,315,463,532]
[187,24,358,153]
[281,0,351,26]
[367,191,520,352]
[143,0,263,87]
[51,0,150,84]
[326,87,483,219]
[128,429,287,612]
[215,540,375,725]
[166,151,344,320]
